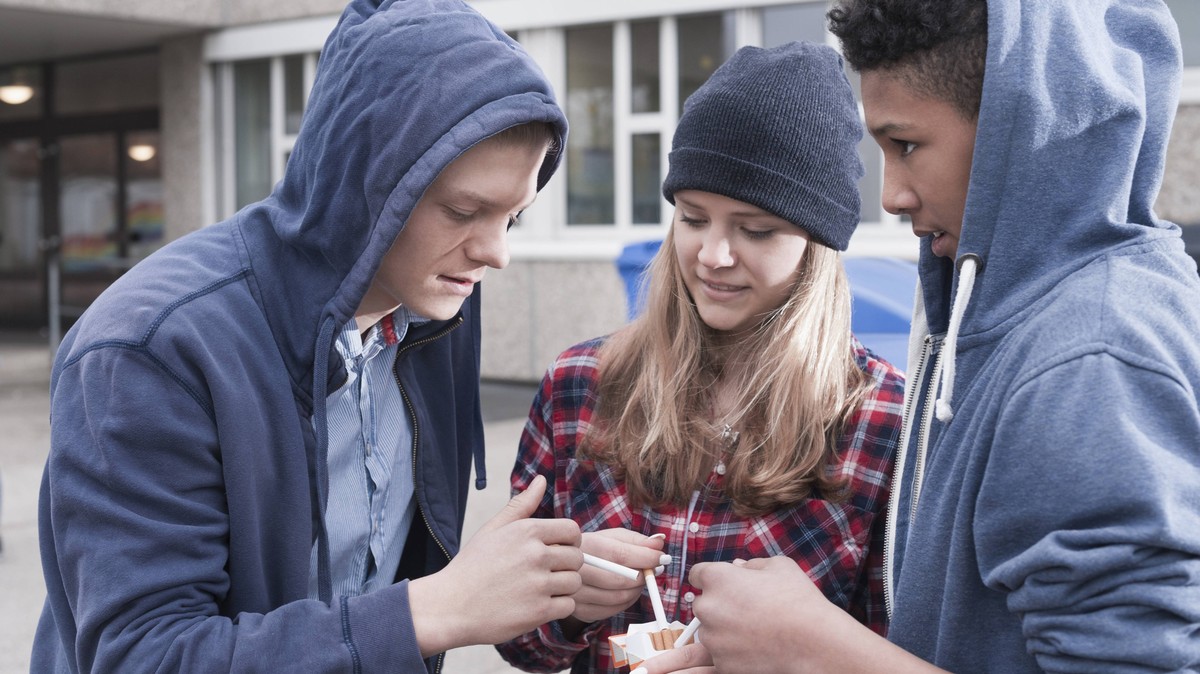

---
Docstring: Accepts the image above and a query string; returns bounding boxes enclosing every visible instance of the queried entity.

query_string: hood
[921,0,1182,419]
[235,0,567,409]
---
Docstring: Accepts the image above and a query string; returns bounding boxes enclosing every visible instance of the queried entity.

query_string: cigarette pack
[609,620,693,669]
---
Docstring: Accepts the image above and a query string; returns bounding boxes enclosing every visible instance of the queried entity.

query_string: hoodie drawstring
[935,254,983,422]
[312,317,337,604]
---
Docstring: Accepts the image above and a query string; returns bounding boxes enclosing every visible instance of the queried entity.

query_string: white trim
[844,226,920,260]
[1181,68,1200,105]
[471,0,809,31]
[513,27,565,241]
[733,7,762,50]
[614,21,633,230]
[203,14,337,62]
[506,226,920,262]
[269,56,286,186]
[660,16,678,226]
[217,62,237,220]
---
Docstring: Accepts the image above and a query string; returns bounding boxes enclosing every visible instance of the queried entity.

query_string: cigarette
[643,568,669,629]
[673,616,701,648]
[582,553,641,581]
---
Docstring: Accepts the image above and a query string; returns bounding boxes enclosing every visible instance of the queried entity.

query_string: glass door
[58,132,120,323]
[0,138,42,329]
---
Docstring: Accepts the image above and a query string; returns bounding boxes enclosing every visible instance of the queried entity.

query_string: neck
[354,306,396,336]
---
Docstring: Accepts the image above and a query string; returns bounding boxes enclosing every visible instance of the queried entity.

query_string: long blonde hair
[582,226,871,517]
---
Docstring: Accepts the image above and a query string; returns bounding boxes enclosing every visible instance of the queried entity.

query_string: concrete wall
[0,0,342,27]
[1159,104,1200,225]
[481,259,628,382]
[160,35,207,240]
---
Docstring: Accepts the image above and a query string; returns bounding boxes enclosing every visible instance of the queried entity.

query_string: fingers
[688,561,723,590]
[480,474,547,533]
[583,529,670,576]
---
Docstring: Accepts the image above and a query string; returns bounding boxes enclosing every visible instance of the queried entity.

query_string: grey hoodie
[884,0,1200,671]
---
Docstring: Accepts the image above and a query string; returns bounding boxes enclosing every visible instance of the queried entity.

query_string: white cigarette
[643,568,669,629]
[673,616,701,649]
[582,553,641,581]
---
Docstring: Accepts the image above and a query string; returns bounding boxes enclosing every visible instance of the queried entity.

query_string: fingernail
[659,554,672,565]
[654,565,665,576]
[631,668,648,674]
[649,533,666,540]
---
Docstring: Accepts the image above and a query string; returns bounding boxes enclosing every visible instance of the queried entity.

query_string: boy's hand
[409,475,583,654]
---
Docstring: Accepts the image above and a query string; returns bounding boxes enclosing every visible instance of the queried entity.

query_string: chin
[421,300,468,322]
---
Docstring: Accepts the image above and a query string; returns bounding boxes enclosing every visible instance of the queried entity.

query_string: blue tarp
[616,241,917,368]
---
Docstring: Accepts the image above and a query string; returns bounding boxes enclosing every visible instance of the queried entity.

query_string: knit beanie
[662,41,864,251]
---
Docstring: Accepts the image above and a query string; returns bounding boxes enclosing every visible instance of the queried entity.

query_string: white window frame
[1182,69,1200,105]
[199,4,917,260]
[204,16,331,222]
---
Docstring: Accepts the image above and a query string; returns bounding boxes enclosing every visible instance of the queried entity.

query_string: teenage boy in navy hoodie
[28,1,655,671]
[639,1,1200,673]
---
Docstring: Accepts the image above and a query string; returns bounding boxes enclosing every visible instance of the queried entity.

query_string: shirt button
[688,521,700,534]
[715,462,726,475]
[683,591,696,603]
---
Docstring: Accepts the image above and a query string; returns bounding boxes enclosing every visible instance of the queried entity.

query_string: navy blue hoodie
[33,1,567,671]
[883,1,1200,671]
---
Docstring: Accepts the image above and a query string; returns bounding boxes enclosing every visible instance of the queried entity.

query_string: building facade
[1,0,1198,380]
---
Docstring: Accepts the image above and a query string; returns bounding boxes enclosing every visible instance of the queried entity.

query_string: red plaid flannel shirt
[495,336,905,673]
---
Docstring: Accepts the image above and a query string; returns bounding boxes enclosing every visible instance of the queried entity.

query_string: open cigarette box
[609,621,693,669]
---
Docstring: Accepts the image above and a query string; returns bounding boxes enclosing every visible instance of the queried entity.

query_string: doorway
[0,53,161,339]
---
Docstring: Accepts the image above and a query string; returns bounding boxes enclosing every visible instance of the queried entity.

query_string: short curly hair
[827,0,987,120]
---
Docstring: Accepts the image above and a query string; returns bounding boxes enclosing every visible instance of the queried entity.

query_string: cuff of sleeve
[343,580,429,673]
[545,618,605,654]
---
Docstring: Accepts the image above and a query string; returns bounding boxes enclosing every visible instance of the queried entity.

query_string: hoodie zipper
[393,316,463,674]
[883,334,942,620]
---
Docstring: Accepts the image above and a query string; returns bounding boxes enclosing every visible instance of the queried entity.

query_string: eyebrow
[867,121,913,138]
[446,188,536,212]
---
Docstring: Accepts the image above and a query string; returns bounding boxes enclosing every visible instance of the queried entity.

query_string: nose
[697,229,735,269]
[881,164,918,216]
[467,220,511,270]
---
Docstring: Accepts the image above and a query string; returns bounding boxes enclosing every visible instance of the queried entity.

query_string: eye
[507,210,525,231]
[893,139,917,157]
[444,206,473,222]
[743,228,774,241]
[678,214,706,228]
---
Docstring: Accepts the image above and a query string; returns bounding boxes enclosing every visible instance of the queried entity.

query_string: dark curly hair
[828,0,987,120]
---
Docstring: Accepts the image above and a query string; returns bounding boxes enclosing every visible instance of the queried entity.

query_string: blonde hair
[582,226,871,516]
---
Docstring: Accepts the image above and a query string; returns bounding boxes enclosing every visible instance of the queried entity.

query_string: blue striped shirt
[309,308,427,600]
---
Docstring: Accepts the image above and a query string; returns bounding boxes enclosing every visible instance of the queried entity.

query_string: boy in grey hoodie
[638,1,1200,672]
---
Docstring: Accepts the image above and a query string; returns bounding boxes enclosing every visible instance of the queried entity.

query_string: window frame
[200,4,919,260]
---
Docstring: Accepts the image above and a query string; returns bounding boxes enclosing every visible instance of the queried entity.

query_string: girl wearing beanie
[497,41,905,674]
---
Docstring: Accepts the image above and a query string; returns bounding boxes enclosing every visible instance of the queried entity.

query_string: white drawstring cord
[935,254,982,422]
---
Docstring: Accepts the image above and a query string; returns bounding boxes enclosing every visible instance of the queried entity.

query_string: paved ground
[0,332,534,673]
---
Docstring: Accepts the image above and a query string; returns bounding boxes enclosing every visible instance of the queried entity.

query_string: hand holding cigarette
[563,528,670,627]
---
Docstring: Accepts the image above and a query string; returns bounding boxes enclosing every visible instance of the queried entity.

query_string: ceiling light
[0,84,34,105]
[128,144,157,162]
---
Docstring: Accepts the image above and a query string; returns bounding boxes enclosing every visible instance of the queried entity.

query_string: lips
[704,280,743,292]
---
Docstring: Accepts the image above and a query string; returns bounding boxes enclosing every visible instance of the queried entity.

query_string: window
[207,3,913,252]
[211,52,318,217]
[565,25,615,225]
